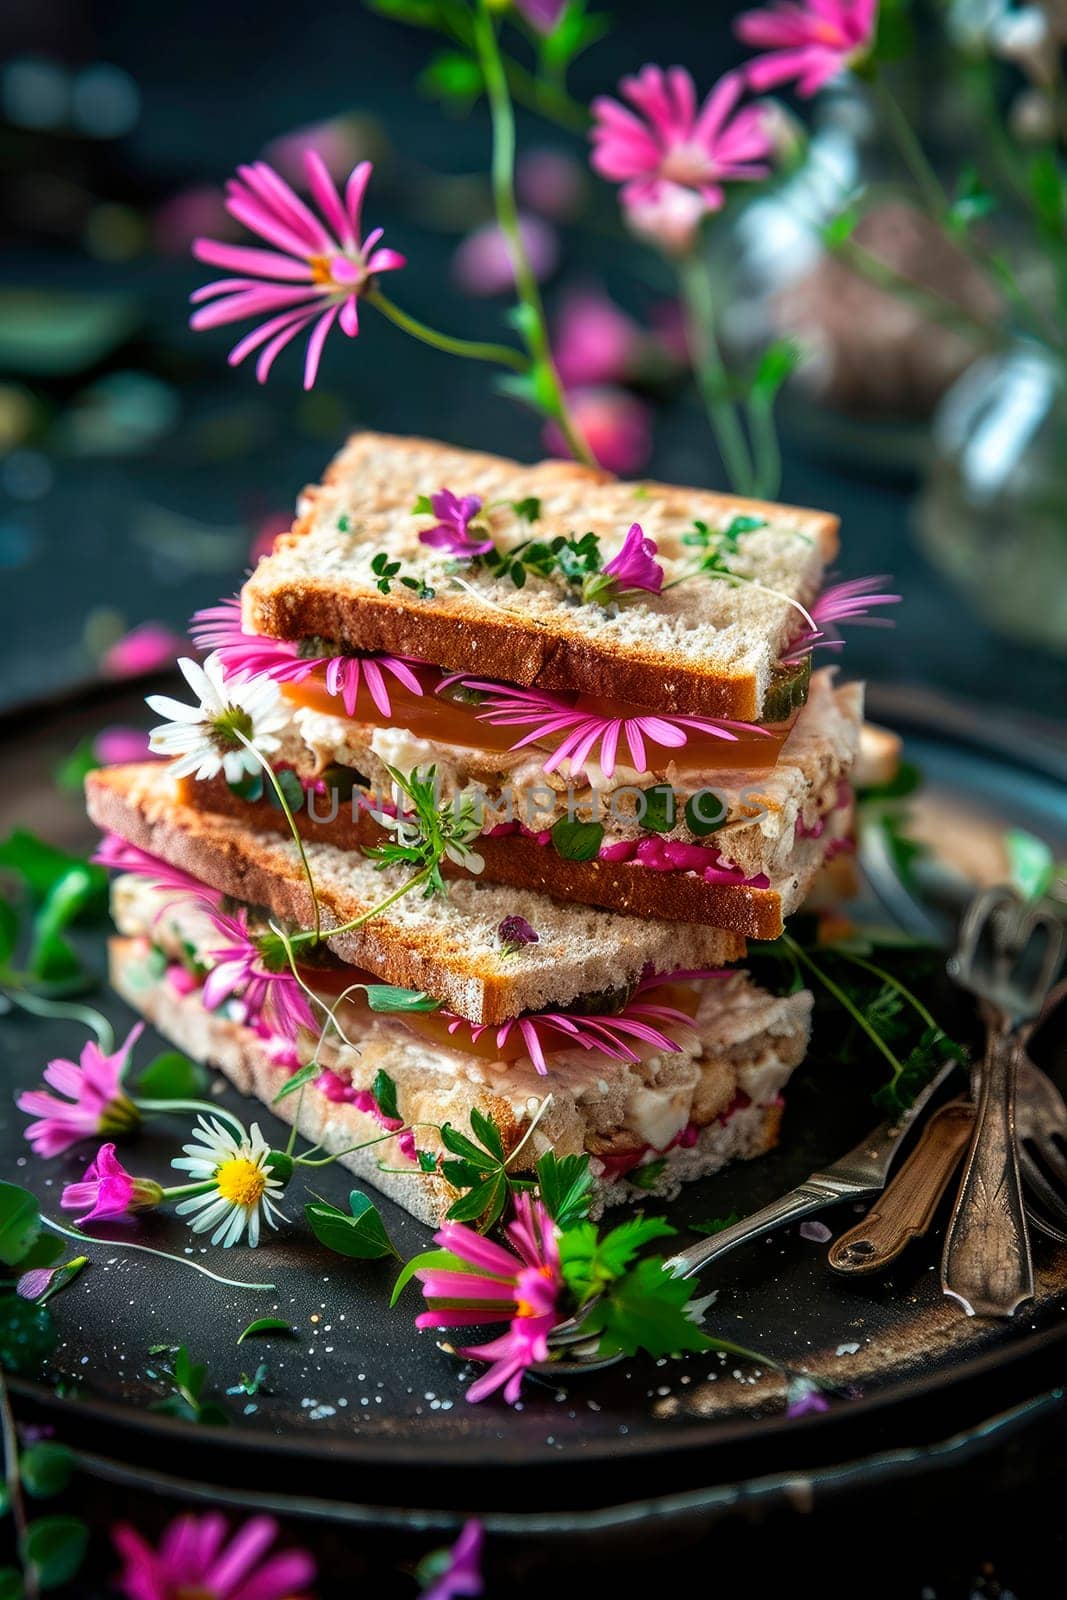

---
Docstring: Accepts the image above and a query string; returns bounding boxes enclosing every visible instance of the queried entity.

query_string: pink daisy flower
[92,832,223,908]
[190,598,424,718]
[202,906,316,1043]
[437,675,766,780]
[781,574,900,662]
[736,0,879,98]
[112,1513,315,1600]
[416,1193,564,1403]
[17,1026,143,1158]
[591,67,771,226]
[544,386,654,475]
[60,1141,162,1225]
[419,1520,485,1600]
[191,152,405,389]
[418,489,494,559]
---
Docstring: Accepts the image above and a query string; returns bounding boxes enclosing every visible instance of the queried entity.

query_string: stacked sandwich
[86,432,879,1223]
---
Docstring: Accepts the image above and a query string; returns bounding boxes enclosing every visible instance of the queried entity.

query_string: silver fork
[1016,1055,1067,1245]
[941,887,1065,1318]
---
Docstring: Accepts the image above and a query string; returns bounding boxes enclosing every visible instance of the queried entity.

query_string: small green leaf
[630,1158,666,1191]
[26,866,98,983]
[364,984,442,1013]
[227,771,264,802]
[511,496,541,523]
[265,767,305,814]
[372,1068,399,1121]
[411,494,434,516]
[692,1211,741,1237]
[53,737,99,793]
[417,1148,438,1173]
[535,1151,593,1229]
[0,831,106,908]
[0,1183,41,1266]
[236,1317,295,1346]
[304,1195,398,1260]
[273,1062,320,1103]
[640,785,677,834]
[0,896,17,967]
[135,1050,208,1099]
[1005,828,1055,903]
[20,1443,74,1500]
[418,49,484,107]
[22,1517,89,1590]
[469,1105,505,1161]
[685,790,727,836]
[390,1247,467,1308]
[551,817,604,862]
[439,1123,493,1166]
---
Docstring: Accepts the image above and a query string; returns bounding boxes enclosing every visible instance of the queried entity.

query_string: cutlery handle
[828,1099,974,1276]
[664,1182,856,1280]
[941,1022,1033,1318]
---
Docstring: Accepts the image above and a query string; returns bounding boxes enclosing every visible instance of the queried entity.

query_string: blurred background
[1,0,1065,726]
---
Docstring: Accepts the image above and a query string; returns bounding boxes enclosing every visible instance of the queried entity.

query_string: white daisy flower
[172,1115,288,1248]
[146,652,286,783]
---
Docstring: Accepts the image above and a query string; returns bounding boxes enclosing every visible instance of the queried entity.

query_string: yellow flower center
[309,253,336,286]
[215,1156,267,1208]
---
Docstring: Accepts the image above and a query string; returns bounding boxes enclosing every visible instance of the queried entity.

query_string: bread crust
[86,763,746,1024]
[242,431,840,722]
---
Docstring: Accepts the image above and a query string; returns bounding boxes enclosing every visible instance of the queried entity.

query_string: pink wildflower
[112,1512,315,1600]
[102,623,184,679]
[736,0,879,97]
[16,1026,142,1158]
[516,147,586,221]
[191,152,405,389]
[416,1193,564,1403]
[600,521,664,596]
[418,489,494,558]
[781,574,900,661]
[591,67,771,233]
[93,726,152,764]
[60,1142,163,1225]
[419,1520,485,1600]
[190,597,423,717]
[544,386,653,475]
[553,287,643,388]
[452,216,559,296]
[202,907,316,1043]
[92,832,223,907]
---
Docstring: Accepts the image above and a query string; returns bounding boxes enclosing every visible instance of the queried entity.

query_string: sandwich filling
[109,873,812,1192]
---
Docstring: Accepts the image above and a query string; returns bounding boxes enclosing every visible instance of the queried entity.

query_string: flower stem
[3,987,114,1052]
[233,731,320,942]
[677,249,758,496]
[41,1216,275,1291]
[294,1127,409,1167]
[365,289,528,371]
[830,950,941,1033]
[0,1371,36,1600]
[783,935,905,1078]
[471,0,596,468]
[288,865,433,947]
[133,1098,247,1139]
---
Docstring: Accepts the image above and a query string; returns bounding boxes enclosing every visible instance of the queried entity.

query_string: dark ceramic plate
[2,677,1066,1539]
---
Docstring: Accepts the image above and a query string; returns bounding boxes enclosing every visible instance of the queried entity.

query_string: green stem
[160,1181,218,1202]
[677,249,757,495]
[294,1128,410,1167]
[746,392,783,502]
[233,730,320,942]
[41,1216,275,1291]
[134,1098,247,1139]
[830,232,1003,349]
[0,1370,36,1600]
[3,987,114,1052]
[472,0,596,468]
[783,935,905,1079]
[365,288,528,371]
[288,865,433,948]
[832,950,941,1034]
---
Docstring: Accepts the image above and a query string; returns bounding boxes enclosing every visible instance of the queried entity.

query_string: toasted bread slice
[242,432,839,722]
[86,763,745,1024]
[110,929,809,1226]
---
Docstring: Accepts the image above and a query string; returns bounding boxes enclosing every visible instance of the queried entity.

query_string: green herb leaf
[265,767,305,814]
[417,1148,438,1173]
[685,789,727,836]
[535,1151,593,1229]
[582,1256,713,1359]
[273,1062,321,1103]
[372,1068,399,1120]
[390,1247,468,1308]
[558,1214,676,1303]
[20,1443,74,1500]
[135,1050,209,1099]
[411,494,434,515]
[227,771,264,802]
[21,1517,89,1591]
[0,1182,41,1266]
[469,1105,505,1161]
[691,1211,741,1237]
[511,496,541,523]
[629,1158,666,1191]
[551,817,603,862]
[236,1317,295,1346]
[640,785,677,834]
[304,1193,398,1259]
[364,984,442,1013]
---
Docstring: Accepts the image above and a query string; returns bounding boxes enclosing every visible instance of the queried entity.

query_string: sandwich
[88,764,812,1224]
[85,430,891,1224]
[179,432,882,938]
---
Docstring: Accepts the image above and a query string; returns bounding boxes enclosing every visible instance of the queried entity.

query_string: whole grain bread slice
[86,763,744,1023]
[242,431,839,721]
